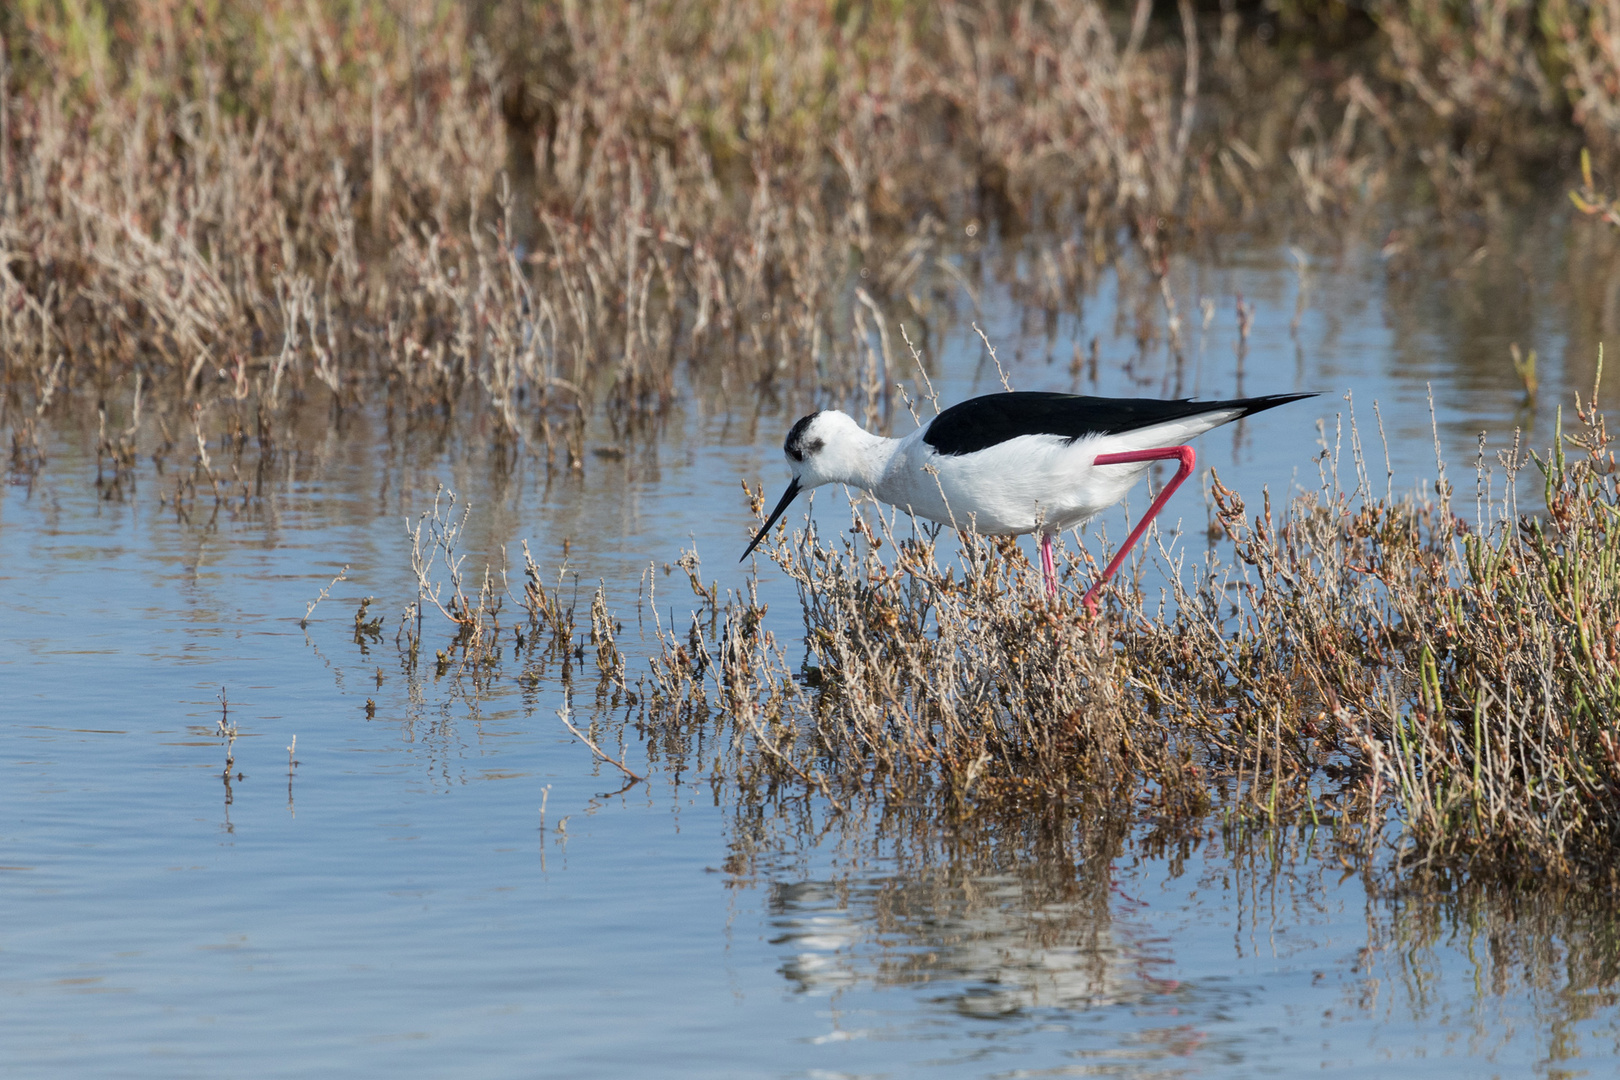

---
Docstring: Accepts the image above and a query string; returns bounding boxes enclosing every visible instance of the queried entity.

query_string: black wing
[921,391,1317,457]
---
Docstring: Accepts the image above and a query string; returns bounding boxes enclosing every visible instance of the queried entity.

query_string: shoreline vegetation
[6,1,1620,889]
[399,367,1620,890]
[7,0,1620,447]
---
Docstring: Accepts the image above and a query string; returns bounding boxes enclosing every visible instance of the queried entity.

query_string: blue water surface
[4,234,1619,1077]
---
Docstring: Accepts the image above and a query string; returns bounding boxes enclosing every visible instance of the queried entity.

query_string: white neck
[809,426,904,493]
[846,430,903,490]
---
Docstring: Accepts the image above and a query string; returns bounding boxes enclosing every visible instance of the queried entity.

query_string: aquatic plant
[385,368,1619,888]
[2,0,1614,460]
[9,0,1620,888]
[626,372,1620,887]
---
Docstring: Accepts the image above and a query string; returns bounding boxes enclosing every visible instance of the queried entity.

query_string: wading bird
[742,391,1317,613]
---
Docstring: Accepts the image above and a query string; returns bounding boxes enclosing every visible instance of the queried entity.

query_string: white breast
[867,433,1153,536]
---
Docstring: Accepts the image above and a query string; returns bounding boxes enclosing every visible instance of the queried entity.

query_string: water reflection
[771,872,1170,1017]
[1357,884,1620,1072]
[742,813,1620,1075]
[757,817,1142,1010]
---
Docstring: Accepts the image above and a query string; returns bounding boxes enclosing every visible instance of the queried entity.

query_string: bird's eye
[786,437,822,463]
[783,412,824,463]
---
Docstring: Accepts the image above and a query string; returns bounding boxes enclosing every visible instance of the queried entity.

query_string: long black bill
[741,478,802,560]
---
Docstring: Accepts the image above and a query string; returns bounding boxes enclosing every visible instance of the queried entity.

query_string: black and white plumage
[744,390,1317,608]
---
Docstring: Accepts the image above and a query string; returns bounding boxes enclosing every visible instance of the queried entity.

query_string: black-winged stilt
[742,391,1317,613]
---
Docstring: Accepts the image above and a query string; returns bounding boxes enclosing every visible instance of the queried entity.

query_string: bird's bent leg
[1081,446,1197,616]
[1040,533,1057,598]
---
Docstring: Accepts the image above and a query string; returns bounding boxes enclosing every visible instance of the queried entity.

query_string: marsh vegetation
[8,0,1620,900]
[389,368,1619,890]
[10,0,1620,436]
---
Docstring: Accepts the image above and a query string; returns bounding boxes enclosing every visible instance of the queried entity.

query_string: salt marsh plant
[400,484,628,725]
[635,375,1620,887]
[389,370,1620,887]
[11,0,1620,890]
[6,0,1617,462]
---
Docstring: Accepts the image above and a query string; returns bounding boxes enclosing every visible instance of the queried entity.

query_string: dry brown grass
[6,0,1616,464]
[2,0,1211,440]
[613,372,1619,888]
[10,1,1620,889]
[371,356,1620,891]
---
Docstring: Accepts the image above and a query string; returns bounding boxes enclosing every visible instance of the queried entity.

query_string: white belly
[870,434,1155,536]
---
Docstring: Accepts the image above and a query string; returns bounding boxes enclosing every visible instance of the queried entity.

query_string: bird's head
[741,410,870,560]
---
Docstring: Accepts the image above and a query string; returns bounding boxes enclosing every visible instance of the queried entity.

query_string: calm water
[6,226,1620,1077]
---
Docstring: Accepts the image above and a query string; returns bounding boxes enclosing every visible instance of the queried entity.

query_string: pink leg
[1040,533,1057,598]
[1081,446,1197,616]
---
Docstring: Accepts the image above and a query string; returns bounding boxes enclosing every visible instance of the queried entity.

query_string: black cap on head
[784,412,824,463]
